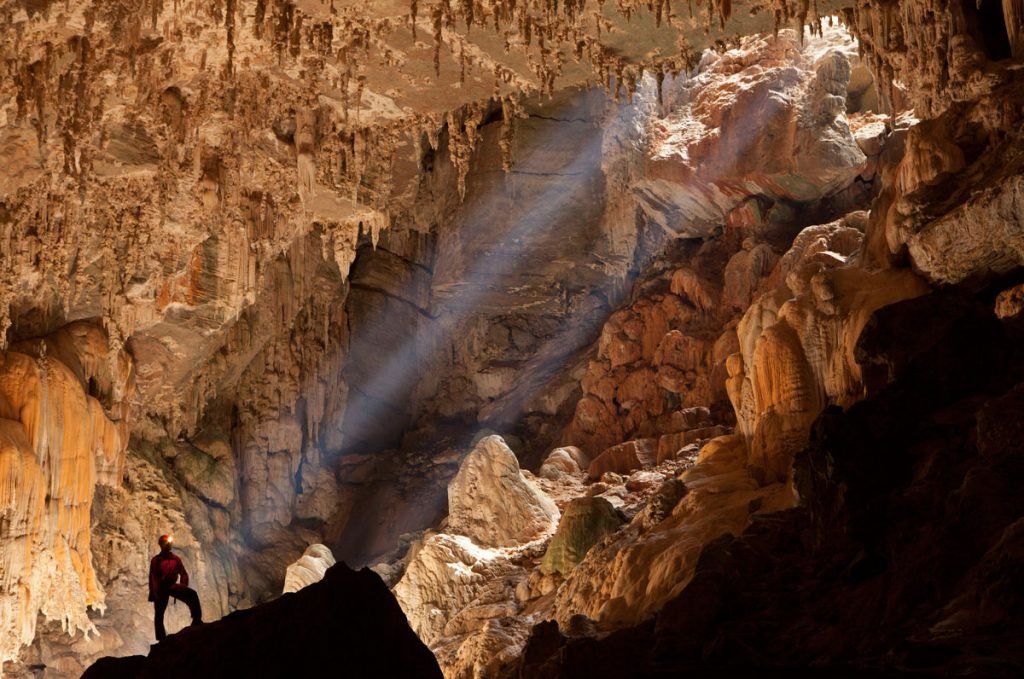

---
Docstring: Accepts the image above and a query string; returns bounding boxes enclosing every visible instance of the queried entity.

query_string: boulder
[625,470,665,492]
[632,479,689,530]
[657,425,730,464]
[394,533,526,647]
[539,446,590,480]
[996,283,1024,319]
[586,439,658,480]
[541,498,624,576]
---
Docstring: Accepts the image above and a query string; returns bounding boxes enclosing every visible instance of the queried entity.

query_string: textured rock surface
[634,26,869,238]
[516,283,1024,678]
[394,532,529,659]
[729,215,928,482]
[394,435,553,677]
[906,175,1024,284]
[540,498,623,576]
[82,563,442,679]
[848,1,1024,281]
[447,435,559,549]
[585,439,658,480]
[395,434,697,678]
[996,282,1024,319]
[497,10,1024,662]
[551,434,795,628]
[0,323,132,671]
[538,446,589,480]
[848,0,1017,119]
[282,544,336,594]
[381,20,993,676]
[562,26,888,463]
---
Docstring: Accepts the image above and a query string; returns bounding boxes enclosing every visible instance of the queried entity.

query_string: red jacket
[149,551,189,600]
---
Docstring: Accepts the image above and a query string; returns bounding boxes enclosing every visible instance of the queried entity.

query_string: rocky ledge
[81,563,442,679]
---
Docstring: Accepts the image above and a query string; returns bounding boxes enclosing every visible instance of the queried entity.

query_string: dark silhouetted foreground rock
[517,278,1024,678]
[83,563,442,679]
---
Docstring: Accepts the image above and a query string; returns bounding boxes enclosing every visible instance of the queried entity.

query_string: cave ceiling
[4,1,847,124]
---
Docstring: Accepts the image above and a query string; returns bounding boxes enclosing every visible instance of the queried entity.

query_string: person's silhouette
[149,534,203,641]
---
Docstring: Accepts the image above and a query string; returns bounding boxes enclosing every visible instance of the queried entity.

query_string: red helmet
[158,534,174,548]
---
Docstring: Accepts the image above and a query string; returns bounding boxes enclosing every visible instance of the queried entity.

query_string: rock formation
[538,446,589,480]
[0,323,131,672]
[633,28,869,238]
[393,434,556,671]
[282,544,336,594]
[729,213,928,483]
[512,2,1024,675]
[517,281,1024,678]
[447,435,559,548]
[540,498,622,576]
[82,563,442,679]
[563,24,884,463]
[394,431,699,677]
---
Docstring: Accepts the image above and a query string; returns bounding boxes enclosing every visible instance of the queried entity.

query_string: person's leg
[183,587,203,624]
[169,587,203,624]
[154,596,169,641]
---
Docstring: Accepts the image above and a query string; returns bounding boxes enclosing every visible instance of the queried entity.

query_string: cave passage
[5,4,1024,679]
[963,0,1014,60]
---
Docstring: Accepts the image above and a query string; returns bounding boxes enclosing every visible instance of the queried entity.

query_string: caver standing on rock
[149,534,203,641]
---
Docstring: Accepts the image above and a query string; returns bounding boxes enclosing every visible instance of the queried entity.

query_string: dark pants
[154,586,203,641]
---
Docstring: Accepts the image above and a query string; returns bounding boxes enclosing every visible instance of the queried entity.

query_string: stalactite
[1004,0,1024,58]
[446,102,485,198]
[499,93,525,171]
[433,2,448,76]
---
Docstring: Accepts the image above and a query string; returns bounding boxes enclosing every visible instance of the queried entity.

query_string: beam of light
[332,26,853,563]
[332,95,635,565]
[340,96,618,455]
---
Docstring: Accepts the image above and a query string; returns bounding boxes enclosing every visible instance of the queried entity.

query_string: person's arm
[177,556,189,588]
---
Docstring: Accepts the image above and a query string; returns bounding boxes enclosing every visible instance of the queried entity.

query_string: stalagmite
[283,544,337,593]
[447,436,559,548]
